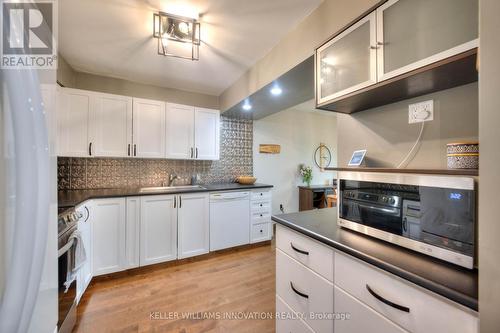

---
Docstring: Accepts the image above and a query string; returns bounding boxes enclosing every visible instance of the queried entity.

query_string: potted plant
[299,165,313,187]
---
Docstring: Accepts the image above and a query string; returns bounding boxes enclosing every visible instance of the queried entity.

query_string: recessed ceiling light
[242,100,252,111]
[270,85,282,96]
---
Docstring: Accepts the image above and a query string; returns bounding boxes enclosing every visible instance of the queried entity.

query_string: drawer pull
[290,282,309,299]
[290,243,309,255]
[366,284,410,313]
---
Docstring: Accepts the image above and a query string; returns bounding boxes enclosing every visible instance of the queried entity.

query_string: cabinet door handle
[174,196,176,208]
[195,147,198,158]
[133,144,137,156]
[290,243,309,255]
[127,144,131,156]
[88,142,92,156]
[190,147,194,158]
[179,196,182,208]
[366,284,410,313]
[370,45,379,50]
[290,282,309,299]
[84,206,90,222]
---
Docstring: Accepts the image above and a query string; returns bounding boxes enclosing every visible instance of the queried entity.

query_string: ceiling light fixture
[153,12,200,61]
[242,100,252,111]
[270,85,282,96]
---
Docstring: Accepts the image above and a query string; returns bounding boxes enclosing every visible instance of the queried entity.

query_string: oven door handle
[58,238,75,258]
[357,202,400,215]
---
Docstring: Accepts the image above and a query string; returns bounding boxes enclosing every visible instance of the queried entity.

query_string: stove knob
[389,198,395,204]
[382,197,388,202]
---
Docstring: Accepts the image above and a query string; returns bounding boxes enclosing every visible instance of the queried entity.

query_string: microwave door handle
[0,68,50,332]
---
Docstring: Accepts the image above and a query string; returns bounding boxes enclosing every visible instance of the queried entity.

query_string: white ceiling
[59,0,323,96]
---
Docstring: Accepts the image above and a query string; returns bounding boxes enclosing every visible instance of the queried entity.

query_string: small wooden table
[298,185,335,211]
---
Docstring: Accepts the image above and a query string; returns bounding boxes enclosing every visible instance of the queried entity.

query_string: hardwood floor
[74,243,276,333]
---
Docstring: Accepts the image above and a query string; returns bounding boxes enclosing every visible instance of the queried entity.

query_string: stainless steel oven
[338,172,476,269]
[57,208,82,333]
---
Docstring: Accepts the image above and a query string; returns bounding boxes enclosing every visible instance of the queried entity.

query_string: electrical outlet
[409,100,434,124]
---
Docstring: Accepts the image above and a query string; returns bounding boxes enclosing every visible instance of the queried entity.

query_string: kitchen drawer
[334,252,478,333]
[334,285,409,333]
[276,224,334,281]
[251,190,271,201]
[276,295,315,333]
[251,200,271,212]
[250,223,271,243]
[251,210,271,223]
[276,249,334,333]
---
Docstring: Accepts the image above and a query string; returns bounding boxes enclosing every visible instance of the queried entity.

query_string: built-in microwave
[338,172,476,269]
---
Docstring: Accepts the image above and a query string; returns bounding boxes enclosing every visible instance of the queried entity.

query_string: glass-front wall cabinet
[316,0,478,107]
[377,0,478,81]
[317,12,377,104]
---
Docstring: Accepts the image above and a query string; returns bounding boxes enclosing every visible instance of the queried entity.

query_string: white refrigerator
[0,61,58,331]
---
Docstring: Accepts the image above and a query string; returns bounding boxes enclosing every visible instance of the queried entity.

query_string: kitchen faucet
[168,173,178,186]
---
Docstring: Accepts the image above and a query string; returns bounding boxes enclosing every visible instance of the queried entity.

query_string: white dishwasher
[210,191,250,251]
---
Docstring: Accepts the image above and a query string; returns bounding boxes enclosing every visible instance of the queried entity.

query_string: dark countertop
[272,208,478,311]
[58,183,273,209]
[297,185,335,190]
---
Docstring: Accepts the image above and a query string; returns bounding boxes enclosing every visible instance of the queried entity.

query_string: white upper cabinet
[165,104,220,160]
[194,107,220,160]
[316,12,377,104]
[132,98,166,158]
[56,89,218,160]
[57,88,92,157]
[140,195,178,266]
[376,0,479,81]
[178,193,210,259]
[90,93,133,157]
[165,103,195,159]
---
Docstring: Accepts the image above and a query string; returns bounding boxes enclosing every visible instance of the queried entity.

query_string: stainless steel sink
[139,185,206,193]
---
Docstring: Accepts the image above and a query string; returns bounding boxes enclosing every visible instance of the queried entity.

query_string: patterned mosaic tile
[58,116,253,190]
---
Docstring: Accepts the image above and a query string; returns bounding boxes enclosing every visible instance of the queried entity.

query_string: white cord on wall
[396,121,425,169]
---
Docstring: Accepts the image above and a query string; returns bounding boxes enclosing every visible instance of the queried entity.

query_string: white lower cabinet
[334,251,478,333]
[276,249,334,333]
[178,193,210,259]
[92,198,126,276]
[334,285,408,333]
[140,195,178,266]
[250,223,271,243]
[276,295,315,333]
[250,189,272,243]
[125,197,141,269]
[275,225,479,333]
[76,201,93,302]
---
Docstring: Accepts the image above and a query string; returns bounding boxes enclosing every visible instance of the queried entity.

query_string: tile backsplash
[58,116,253,190]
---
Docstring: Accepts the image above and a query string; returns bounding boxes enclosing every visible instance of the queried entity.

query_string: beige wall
[73,72,219,109]
[478,0,500,331]
[253,107,337,214]
[57,56,219,109]
[219,0,380,111]
[336,83,478,168]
